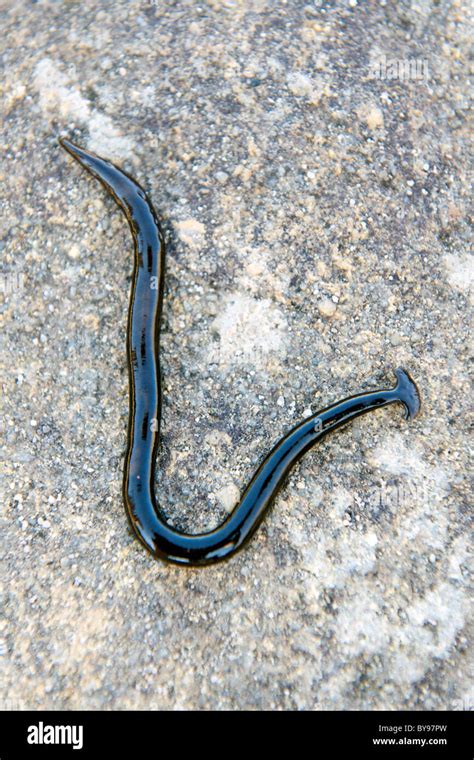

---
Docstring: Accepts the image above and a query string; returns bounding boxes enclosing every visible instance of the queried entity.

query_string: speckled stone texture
[1,0,471,710]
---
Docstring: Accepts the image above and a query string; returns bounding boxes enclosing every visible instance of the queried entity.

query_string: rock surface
[1,0,471,710]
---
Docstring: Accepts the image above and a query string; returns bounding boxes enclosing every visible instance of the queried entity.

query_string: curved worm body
[59,138,421,566]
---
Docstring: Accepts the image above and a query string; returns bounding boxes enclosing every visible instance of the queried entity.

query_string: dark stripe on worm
[59,137,421,566]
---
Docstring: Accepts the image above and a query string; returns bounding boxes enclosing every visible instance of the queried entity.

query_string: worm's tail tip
[58,136,87,161]
[394,367,421,421]
[58,135,72,149]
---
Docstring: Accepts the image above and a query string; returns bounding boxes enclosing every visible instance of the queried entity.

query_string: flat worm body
[59,137,421,566]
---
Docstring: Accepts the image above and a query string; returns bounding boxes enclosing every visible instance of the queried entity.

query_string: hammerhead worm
[59,137,421,566]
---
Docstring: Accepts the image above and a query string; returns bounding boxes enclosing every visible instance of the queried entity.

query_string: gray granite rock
[1,0,471,710]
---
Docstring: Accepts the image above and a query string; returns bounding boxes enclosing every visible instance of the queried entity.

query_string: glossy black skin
[59,138,421,566]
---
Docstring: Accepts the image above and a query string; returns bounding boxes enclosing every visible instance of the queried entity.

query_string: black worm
[59,138,421,566]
